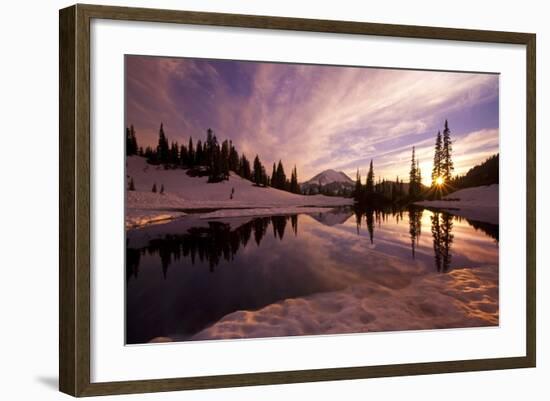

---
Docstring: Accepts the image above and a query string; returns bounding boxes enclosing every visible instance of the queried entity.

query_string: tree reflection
[127,215,300,280]
[408,207,423,259]
[431,211,454,272]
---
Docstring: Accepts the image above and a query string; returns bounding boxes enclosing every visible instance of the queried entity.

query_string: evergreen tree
[208,140,223,182]
[160,184,164,194]
[188,137,195,166]
[409,147,418,198]
[290,166,300,194]
[125,125,138,156]
[365,159,375,195]
[179,144,188,167]
[152,183,157,193]
[441,120,454,182]
[253,155,263,186]
[239,154,251,180]
[220,139,230,179]
[170,141,179,164]
[229,141,239,172]
[156,123,170,163]
[195,140,203,166]
[271,163,277,188]
[431,130,443,187]
[128,177,135,191]
[354,169,362,199]
[276,160,287,190]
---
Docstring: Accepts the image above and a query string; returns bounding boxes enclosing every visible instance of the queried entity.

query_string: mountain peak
[303,169,354,186]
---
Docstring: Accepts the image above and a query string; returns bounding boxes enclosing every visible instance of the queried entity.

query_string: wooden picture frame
[59,3,536,397]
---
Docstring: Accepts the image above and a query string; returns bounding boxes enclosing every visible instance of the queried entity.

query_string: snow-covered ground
[415,184,499,224]
[126,156,353,227]
[191,265,498,340]
[199,207,334,219]
[125,209,186,230]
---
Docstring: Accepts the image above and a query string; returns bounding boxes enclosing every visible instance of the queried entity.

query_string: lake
[126,206,499,344]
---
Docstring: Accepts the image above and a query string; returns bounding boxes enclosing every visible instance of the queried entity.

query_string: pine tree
[126,125,139,155]
[276,161,286,190]
[170,141,179,165]
[152,183,157,193]
[354,169,362,199]
[409,147,418,198]
[365,160,374,195]
[239,154,251,180]
[220,139,230,179]
[290,166,299,194]
[441,120,454,182]
[179,144,188,167]
[128,177,135,191]
[195,140,203,166]
[431,130,442,187]
[271,163,277,188]
[156,123,170,163]
[229,141,239,173]
[187,137,195,166]
[160,184,164,194]
[253,155,263,186]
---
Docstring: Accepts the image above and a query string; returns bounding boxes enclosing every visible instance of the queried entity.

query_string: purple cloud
[126,55,499,183]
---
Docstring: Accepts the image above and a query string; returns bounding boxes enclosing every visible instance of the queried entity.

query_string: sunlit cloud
[126,56,499,182]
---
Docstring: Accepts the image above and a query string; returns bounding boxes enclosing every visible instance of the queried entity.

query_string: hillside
[416,184,499,224]
[452,154,499,189]
[126,156,353,227]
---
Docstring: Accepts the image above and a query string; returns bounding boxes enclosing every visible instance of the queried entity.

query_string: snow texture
[415,184,499,224]
[191,265,498,340]
[199,207,335,219]
[302,169,354,186]
[126,156,353,227]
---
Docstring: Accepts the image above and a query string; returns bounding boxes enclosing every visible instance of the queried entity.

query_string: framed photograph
[59,4,536,397]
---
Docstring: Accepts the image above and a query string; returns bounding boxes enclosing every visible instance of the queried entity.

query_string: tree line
[126,123,301,194]
[353,120,456,205]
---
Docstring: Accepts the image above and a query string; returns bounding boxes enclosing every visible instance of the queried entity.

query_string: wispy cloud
[126,56,499,182]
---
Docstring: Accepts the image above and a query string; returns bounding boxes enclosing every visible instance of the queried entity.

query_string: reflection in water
[431,211,454,272]
[408,207,423,259]
[128,208,497,280]
[126,206,499,344]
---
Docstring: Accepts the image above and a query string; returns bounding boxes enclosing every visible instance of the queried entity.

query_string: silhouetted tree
[253,155,264,186]
[239,154,251,180]
[354,169,362,199]
[152,183,157,193]
[365,159,375,195]
[229,141,239,172]
[156,123,170,163]
[431,130,443,187]
[290,166,300,194]
[186,137,195,166]
[441,120,454,182]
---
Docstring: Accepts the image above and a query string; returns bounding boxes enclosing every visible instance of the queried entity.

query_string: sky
[125,55,499,184]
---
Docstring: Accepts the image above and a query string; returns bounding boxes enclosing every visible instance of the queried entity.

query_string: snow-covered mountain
[300,169,355,196]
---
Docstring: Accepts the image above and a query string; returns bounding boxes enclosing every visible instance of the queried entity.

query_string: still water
[126,207,499,344]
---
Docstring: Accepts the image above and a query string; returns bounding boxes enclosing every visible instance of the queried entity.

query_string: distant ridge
[300,169,355,196]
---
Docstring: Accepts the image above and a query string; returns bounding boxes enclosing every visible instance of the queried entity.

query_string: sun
[435,176,445,186]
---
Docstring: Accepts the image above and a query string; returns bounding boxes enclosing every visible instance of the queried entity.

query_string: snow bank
[125,209,186,230]
[200,207,334,219]
[192,265,498,340]
[416,185,499,224]
[126,156,354,211]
